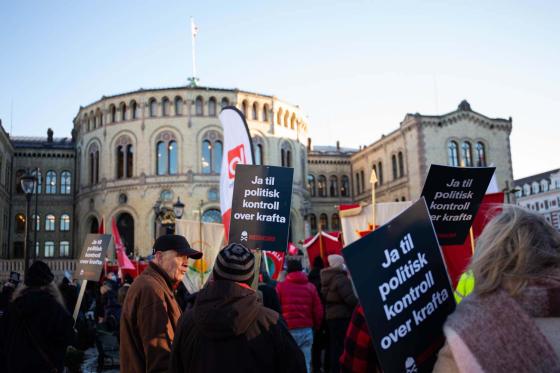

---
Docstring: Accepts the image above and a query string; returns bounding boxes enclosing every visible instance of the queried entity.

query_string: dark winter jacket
[120,262,182,373]
[276,271,323,329]
[320,266,358,320]
[0,286,75,373]
[169,280,306,373]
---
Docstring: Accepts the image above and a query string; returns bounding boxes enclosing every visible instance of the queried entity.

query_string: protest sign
[228,164,293,251]
[421,165,495,245]
[343,198,455,373]
[75,234,112,281]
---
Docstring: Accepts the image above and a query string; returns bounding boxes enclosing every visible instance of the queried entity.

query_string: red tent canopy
[303,231,343,267]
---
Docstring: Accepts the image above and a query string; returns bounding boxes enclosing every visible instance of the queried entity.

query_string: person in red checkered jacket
[339,305,380,373]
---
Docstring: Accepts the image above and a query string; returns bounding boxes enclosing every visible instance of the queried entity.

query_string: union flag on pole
[303,231,343,267]
[219,107,254,240]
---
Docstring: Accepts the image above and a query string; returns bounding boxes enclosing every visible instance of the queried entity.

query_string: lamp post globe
[21,173,37,278]
[173,197,185,220]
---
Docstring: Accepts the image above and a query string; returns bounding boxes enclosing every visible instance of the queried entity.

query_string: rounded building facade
[74,86,310,256]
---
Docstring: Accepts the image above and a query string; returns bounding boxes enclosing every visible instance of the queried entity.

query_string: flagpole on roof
[189,17,199,87]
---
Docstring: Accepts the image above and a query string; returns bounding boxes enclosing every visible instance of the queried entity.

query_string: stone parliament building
[0,85,514,261]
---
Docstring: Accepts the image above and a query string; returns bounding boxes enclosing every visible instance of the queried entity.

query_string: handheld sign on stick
[421,165,495,246]
[228,164,294,252]
[343,198,455,373]
[72,234,112,323]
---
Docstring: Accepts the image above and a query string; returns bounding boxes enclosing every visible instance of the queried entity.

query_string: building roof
[12,136,75,150]
[514,168,560,186]
[310,145,357,155]
[405,100,511,123]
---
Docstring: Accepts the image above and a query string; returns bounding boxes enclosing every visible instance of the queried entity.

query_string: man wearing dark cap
[120,234,202,373]
[169,243,306,373]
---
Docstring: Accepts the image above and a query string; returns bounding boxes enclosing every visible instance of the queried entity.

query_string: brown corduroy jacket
[120,262,182,373]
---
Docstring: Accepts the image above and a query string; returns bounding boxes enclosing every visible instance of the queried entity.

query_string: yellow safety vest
[454,271,475,304]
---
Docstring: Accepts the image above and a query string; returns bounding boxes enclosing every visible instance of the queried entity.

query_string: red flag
[263,251,285,280]
[303,231,343,267]
[287,242,299,256]
[99,218,105,234]
[111,218,135,270]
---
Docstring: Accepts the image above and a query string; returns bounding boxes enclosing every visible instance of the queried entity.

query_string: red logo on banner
[227,144,246,179]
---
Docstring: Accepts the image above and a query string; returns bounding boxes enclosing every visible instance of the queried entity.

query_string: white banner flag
[219,107,254,239]
[175,219,225,292]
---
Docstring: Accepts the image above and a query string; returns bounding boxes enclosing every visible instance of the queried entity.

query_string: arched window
[392,154,398,180]
[60,241,70,257]
[201,130,223,174]
[277,109,283,126]
[252,102,258,120]
[281,142,292,167]
[355,172,361,194]
[45,214,55,231]
[461,141,473,167]
[155,132,177,175]
[96,109,103,127]
[46,170,57,194]
[341,175,350,197]
[162,97,170,116]
[131,101,138,119]
[290,114,296,130]
[330,175,338,197]
[149,98,157,117]
[120,102,127,121]
[195,96,204,116]
[476,142,486,167]
[88,143,100,184]
[284,112,289,127]
[208,97,217,117]
[44,241,54,257]
[255,143,264,165]
[309,214,317,234]
[262,104,269,122]
[360,170,365,192]
[117,212,135,255]
[116,135,134,179]
[174,96,183,116]
[60,214,70,231]
[317,175,327,197]
[202,209,222,223]
[110,105,117,123]
[377,162,384,185]
[320,214,328,231]
[532,182,539,194]
[448,141,459,167]
[15,213,26,233]
[241,100,248,118]
[331,213,340,231]
[398,151,404,177]
[307,175,316,197]
[31,169,42,194]
[60,171,71,194]
[221,97,229,109]
[541,180,549,193]
[523,184,531,196]
[89,216,99,233]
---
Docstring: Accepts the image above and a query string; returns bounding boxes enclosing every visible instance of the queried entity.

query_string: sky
[1,0,558,179]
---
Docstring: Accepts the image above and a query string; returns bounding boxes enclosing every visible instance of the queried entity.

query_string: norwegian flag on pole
[111,218,135,270]
[219,107,254,240]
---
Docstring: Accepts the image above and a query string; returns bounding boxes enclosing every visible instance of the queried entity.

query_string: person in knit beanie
[0,260,75,372]
[169,243,306,373]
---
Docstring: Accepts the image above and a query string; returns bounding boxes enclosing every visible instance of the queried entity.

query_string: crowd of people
[0,205,559,372]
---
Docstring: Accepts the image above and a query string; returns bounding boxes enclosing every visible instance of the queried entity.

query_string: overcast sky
[1,0,558,179]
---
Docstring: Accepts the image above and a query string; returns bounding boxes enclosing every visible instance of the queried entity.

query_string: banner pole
[72,279,87,326]
[370,170,378,228]
[469,227,475,254]
[318,228,325,263]
[252,250,262,290]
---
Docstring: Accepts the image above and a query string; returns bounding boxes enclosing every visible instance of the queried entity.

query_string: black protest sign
[75,234,112,281]
[228,164,293,251]
[343,198,455,373]
[421,165,495,245]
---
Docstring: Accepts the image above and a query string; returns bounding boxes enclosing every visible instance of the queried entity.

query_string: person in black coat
[0,261,75,373]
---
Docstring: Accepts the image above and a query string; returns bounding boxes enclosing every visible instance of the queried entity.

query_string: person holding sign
[433,206,560,372]
[169,243,306,373]
[0,261,75,373]
[120,235,202,373]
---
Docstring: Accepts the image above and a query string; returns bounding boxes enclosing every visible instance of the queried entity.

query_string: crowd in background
[0,205,559,372]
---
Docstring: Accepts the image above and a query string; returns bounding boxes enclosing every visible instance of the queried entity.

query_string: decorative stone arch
[148,97,158,117]
[195,95,204,116]
[89,110,95,129]
[207,96,217,117]
[129,99,140,120]
[151,128,182,175]
[290,113,297,129]
[173,95,184,116]
[252,133,266,165]
[95,108,103,128]
[251,101,260,121]
[161,96,171,116]
[119,101,127,121]
[283,111,290,127]
[276,108,284,126]
[199,128,224,174]
[262,103,270,122]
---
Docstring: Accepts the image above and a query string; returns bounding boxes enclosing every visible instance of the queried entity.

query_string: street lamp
[173,197,185,219]
[20,173,37,278]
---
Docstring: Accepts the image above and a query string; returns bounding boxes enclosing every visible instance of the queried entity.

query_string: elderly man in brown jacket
[120,235,202,373]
